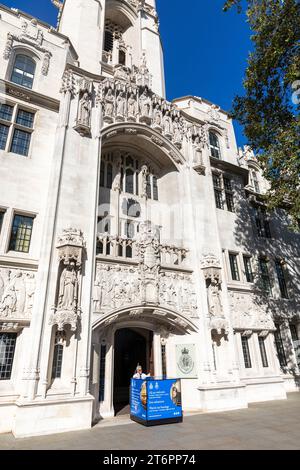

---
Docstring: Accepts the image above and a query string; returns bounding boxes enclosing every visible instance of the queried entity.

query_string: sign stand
[130,377,183,427]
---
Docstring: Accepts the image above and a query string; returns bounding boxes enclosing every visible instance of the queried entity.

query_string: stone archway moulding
[92,304,198,333]
[101,122,185,169]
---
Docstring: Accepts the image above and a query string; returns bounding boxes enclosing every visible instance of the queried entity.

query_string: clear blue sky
[1,0,252,146]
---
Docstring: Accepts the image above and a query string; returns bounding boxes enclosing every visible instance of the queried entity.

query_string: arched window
[250,169,260,193]
[104,30,114,53]
[209,131,221,159]
[107,163,113,189]
[153,176,159,201]
[119,49,126,66]
[11,54,36,89]
[146,175,152,199]
[125,169,134,194]
[100,161,105,187]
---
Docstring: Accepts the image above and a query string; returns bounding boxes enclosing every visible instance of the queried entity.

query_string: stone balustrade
[96,233,188,268]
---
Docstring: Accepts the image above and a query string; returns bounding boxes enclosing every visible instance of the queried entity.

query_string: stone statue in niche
[127,93,137,120]
[58,262,78,310]
[141,164,149,198]
[207,278,223,318]
[163,110,172,137]
[113,154,122,191]
[78,92,91,127]
[139,88,151,122]
[153,104,162,130]
[104,88,114,121]
[173,116,182,146]
[116,91,126,120]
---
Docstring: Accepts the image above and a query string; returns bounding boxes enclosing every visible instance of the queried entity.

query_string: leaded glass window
[241,336,252,368]
[258,336,269,368]
[229,253,240,281]
[275,260,289,299]
[0,333,17,380]
[243,256,254,283]
[11,54,36,89]
[209,132,221,159]
[9,214,34,253]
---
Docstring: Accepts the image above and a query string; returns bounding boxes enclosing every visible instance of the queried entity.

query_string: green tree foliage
[224,0,300,226]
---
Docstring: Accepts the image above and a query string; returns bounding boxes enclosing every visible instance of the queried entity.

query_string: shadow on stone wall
[233,190,300,388]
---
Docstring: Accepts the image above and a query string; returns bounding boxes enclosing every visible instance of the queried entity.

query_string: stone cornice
[173,95,230,118]
[0,79,60,112]
[210,156,249,185]
[0,256,38,271]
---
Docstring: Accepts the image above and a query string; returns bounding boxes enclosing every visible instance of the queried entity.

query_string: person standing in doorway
[133,364,150,379]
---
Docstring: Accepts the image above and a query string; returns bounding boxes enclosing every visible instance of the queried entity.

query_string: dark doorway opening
[113,328,153,416]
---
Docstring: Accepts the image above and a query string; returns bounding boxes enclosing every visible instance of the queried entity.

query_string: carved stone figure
[113,154,122,192]
[153,104,162,128]
[173,116,182,147]
[127,93,137,119]
[207,278,223,317]
[116,91,126,119]
[58,262,78,311]
[0,273,17,317]
[139,88,151,119]
[141,164,149,198]
[3,33,13,60]
[104,88,114,120]
[163,110,172,136]
[24,273,36,316]
[78,92,91,127]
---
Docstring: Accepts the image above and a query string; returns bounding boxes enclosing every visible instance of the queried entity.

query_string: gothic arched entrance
[113,327,153,415]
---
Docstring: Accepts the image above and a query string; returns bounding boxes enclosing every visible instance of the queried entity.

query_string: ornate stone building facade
[0,0,299,437]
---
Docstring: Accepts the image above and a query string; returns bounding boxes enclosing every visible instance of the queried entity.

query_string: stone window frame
[0,332,17,381]
[209,130,222,160]
[274,259,289,300]
[4,208,37,257]
[212,171,236,213]
[253,206,272,239]
[5,45,42,92]
[228,252,240,282]
[243,254,255,284]
[258,335,269,368]
[0,98,36,159]
[258,256,273,296]
[250,168,260,194]
[0,208,6,237]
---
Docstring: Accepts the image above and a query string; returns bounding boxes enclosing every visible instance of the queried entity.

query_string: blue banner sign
[130,378,182,424]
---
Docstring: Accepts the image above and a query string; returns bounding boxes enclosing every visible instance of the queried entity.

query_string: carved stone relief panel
[93,261,198,319]
[230,291,275,331]
[0,268,36,321]
[159,272,198,318]
[93,263,141,312]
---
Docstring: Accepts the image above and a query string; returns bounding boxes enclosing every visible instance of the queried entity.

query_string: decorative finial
[52,0,63,10]
[52,0,64,28]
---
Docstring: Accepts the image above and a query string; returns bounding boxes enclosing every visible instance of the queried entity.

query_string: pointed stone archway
[91,305,197,421]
